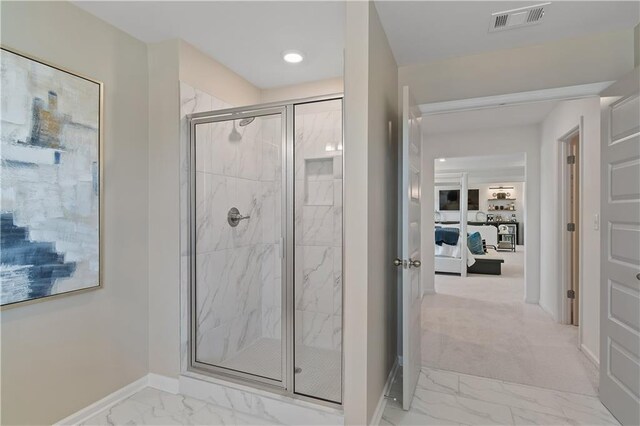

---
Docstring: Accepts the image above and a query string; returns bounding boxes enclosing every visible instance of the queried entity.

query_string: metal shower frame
[187,93,344,408]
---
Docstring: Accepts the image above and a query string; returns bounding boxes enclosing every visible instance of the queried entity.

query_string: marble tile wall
[294,100,343,353]
[180,82,283,370]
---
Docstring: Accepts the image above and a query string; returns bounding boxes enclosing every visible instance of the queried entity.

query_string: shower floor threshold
[209,337,341,403]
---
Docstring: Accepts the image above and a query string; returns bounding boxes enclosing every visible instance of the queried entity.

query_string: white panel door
[400,86,422,410]
[600,78,640,426]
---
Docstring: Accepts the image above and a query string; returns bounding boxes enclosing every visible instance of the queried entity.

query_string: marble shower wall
[180,82,282,370]
[294,100,343,352]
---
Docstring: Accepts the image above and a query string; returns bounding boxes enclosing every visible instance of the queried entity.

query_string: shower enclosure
[188,95,343,404]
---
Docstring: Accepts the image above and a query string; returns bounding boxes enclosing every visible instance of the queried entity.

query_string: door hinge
[567,155,576,165]
[567,289,576,299]
[567,223,576,232]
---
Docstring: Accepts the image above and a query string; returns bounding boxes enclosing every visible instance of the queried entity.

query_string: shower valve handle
[228,207,250,227]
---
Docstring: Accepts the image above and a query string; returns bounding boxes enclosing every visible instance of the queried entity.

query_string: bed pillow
[467,232,484,255]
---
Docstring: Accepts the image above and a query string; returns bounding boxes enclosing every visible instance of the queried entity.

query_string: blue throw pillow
[467,232,484,255]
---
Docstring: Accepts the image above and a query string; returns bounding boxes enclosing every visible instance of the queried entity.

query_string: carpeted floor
[423,246,600,396]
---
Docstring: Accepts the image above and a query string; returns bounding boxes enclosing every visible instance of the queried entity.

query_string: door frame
[557,120,584,336]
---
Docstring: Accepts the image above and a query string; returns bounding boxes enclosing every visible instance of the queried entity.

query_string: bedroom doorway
[433,154,526,279]
[429,153,536,385]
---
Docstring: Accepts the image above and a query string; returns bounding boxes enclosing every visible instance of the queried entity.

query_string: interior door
[400,86,422,410]
[599,71,640,426]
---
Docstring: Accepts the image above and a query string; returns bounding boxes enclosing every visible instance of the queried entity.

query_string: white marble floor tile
[81,398,185,425]
[382,403,459,426]
[186,403,274,425]
[81,387,280,426]
[509,407,575,426]
[411,388,514,425]
[557,393,620,426]
[419,367,459,395]
[458,373,566,417]
[382,367,620,426]
[127,387,207,418]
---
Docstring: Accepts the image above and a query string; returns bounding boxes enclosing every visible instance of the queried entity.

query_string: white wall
[400,29,635,105]
[422,125,540,302]
[366,3,399,422]
[180,41,261,107]
[261,77,344,103]
[343,2,370,423]
[344,1,398,423]
[0,2,150,424]
[539,97,601,362]
[147,39,182,381]
[635,23,640,68]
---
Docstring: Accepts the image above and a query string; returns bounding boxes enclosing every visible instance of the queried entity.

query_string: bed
[435,225,504,275]
[435,227,476,274]
[434,172,503,276]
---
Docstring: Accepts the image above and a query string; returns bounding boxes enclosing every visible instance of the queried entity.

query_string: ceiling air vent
[489,2,550,32]
[494,14,509,29]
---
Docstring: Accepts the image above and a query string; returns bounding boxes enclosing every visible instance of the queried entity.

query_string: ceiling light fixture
[283,50,304,64]
[439,158,446,162]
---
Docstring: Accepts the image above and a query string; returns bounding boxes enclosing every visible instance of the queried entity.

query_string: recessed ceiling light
[283,50,304,64]
[439,158,446,162]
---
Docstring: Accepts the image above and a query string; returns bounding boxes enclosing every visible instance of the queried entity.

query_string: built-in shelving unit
[488,197,516,212]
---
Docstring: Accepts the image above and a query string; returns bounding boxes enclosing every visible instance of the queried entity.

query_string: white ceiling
[435,153,527,182]
[436,153,526,171]
[74,1,638,89]
[424,100,559,134]
[375,1,640,66]
[73,1,345,89]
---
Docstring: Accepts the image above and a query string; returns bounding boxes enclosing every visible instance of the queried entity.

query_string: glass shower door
[191,108,285,385]
[293,99,343,403]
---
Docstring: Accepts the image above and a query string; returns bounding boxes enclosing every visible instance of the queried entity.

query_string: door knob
[393,258,404,267]
[409,259,421,268]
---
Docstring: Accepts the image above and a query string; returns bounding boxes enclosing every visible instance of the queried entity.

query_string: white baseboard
[54,373,179,425]
[580,343,600,367]
[148,373,180,394]
[371,358,400,426]
[54,376,148,425]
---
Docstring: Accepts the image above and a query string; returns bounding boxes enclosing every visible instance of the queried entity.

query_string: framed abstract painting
[0,47,103,307]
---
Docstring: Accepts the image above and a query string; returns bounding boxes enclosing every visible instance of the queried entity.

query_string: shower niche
[188,96,343,405]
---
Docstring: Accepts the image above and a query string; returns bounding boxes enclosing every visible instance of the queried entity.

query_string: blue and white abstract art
[1,48,102,306]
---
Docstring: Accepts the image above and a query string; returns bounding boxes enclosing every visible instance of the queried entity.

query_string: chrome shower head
[238,117,255,127]
[229,122,242,142]
[228,117,254,142]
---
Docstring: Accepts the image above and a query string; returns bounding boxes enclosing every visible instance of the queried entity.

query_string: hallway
[422,248,599,396]
[381,247,618,425]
